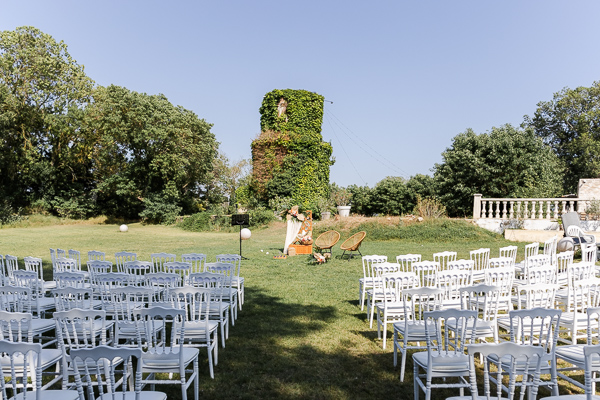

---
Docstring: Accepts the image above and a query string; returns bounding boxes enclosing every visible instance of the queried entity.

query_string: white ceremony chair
[4,254,20,285]
[53,257,78,274]
[484,266,514,312]
[93,273,133,303]
[132,306,199,400]
[459,284,502,344]
[11,270,55,318]
[70,346,167,400]
[54,308,110,389]
[182,253,207,273]
[0,254,5,285]
[216,254,244,310]
[395,254,421,273]
[87,250,105,262]
[144,272,182,301]
[0,287,55,347]
[412,261,439,288]
[555,334,600,397]
[150,252,176,273]
[164,261,193,281]
[52,287,99,311]
[206,262,238,324]
[375,271,420,350]
[168,287,219,378]
[54,271,89,289]
[470,247,490,283]
[558,281,600,345]
[436,268,472,309]
[413,309,477,400]
[446,259,474,272]
[123,260,152,285]
[507,283,557,315]
[582,242,598,263]
[114,251,137,273]
[501,308,561,396]
[86,260,113,287]
[432,250,457,271]
[359,255,387,311]
[446,342,544,400]
[0,310,63,389]
[498,245,518,263]
[68,249,90,280]
[544,235,558,264]
[392,286,442,382]
[105,286,155,345]
[24,256,56,292]
[556,250,575,286]
[188,272,229,348]
[366,262,401,328]
[0,340,78,400]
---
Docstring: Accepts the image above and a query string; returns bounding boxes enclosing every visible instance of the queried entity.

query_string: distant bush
[315,218,502,242]
[178,207,275,232]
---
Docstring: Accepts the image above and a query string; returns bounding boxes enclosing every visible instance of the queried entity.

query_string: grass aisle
[0,220,513,399]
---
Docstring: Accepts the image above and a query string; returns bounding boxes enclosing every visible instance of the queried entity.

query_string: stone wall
[578,178,600,212]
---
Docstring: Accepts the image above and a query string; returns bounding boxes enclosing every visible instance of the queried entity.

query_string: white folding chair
[359,255,387,311]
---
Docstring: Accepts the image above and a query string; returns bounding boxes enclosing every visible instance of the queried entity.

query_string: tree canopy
[525,81,600,193]
[433,124,563,217]
[0,26,218,221]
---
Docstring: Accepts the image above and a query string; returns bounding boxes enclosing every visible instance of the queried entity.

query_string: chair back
[514,284,557,309]
[433,251,457,270]
[0,341,44,398]
[54,271,87,288]
[150,252,176,273]
[68,249,82,271]
[23,257,44,282]
[87,250,105,262]
[164,261,192,280]
[436,269,472,308]
[467,342,544,400]
[499,245,518,263]
[52,287,95,311]
[0,310,33,342]
[556,251,574,286]
[114,251,137,273]
[361,255,388,281]
[395,254,421,273]
[181,253,207,273]
[54,257,77,273]
[424,309,477,356]
[412,261,439,288]
[470,248,490,279]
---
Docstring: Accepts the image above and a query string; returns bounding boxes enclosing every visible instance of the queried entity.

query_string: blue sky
[2,1,599,187]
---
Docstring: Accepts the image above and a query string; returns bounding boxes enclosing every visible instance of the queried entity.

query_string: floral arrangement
[286,205,305,223]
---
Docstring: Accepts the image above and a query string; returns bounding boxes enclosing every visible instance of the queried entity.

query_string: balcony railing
[472,194,596,220]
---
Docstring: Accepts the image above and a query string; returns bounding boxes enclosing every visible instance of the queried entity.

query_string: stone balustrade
[472,194,597,220]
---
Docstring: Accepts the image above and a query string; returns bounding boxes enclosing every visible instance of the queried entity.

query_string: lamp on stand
[231,214,250,260]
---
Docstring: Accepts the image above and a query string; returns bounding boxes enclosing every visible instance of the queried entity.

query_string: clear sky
[2,1,599,187]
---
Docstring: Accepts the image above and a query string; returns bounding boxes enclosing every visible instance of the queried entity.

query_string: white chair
[0,310,63,389]
[436,268,472,309]
[375,271,420,350]
[392,286,442,382]
[123,260,152,285]
[24,256,56,292]
[446,259,474,272]
[132,306,199,400]
[182,253,207,273]
[484,266,514,312]
[499,245,518,263]
[149,252,176,273]
[87,250,105,262]
[544,235,558,265]
[54,308,110,390]
[52,287,99,311]
[168,286,219,378]
[70,345,167,400]
[446,342,544,400]
[556,250,575,286]
[164,261,192,281]
[413,309,477,400]
[582,242,598,263]
[555,308,600,396]
[0,254,6,285]
[432,250,457,270]
[187,272,229,348]
[114,251,137,272]
[459,284,502,344]
[4,254,19,285]
[366,262,401,328]
[12,270,55,317]
[54,271,88,289]
[86,260,113,290]
[206,262,238,325]
[412,261,439,288]
[216,254,244,311]
[558,281,600,345]
[93,273,133,302]
[105,286,155,345]
[144,272,182,301]
[502,308,561,396]
[0,340,78,400]
[359,255,387,311]
[470,247,490,282]
[67,249,90,280]
[53,257,77,273]
[395,254,421,272]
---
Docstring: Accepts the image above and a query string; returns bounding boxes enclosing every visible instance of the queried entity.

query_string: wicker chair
[314,230,341,256]
[340,231,367,259]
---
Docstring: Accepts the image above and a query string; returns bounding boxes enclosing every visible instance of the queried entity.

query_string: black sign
[231,214,249,226]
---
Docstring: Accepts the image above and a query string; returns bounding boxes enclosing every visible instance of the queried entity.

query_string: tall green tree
[0,26,94,210]
[433,124,563,217]
[370,176,408,216]
[525,81,600,192]
[81,85,218,219]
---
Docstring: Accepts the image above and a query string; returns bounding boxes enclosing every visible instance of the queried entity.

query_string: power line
[324,113,367,186]
[323,108,410,179]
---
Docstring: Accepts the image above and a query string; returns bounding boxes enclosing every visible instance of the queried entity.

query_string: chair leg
[414,363,420,400]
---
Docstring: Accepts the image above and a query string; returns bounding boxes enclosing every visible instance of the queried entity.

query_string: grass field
[0,218,563,399]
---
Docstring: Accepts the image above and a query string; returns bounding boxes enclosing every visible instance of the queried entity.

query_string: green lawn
[0,220,543,399]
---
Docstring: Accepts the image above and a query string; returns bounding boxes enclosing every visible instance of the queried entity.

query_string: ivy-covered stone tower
[251,89,334,208]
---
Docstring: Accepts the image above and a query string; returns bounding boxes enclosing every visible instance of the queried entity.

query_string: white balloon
[119,224,128,232]
[240,228,251,240]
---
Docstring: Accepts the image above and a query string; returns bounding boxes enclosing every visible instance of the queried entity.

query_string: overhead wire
[324,109,367,186]
[324,108,410,180]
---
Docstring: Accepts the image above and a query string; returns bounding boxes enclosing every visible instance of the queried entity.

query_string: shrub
[413,196,447,219]
[139,193,182,225]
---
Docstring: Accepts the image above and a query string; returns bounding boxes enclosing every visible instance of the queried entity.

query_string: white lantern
[119,224,129,232]
[240,228,251,240]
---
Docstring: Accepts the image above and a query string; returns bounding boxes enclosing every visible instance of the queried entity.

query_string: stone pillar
[473,194,482,220]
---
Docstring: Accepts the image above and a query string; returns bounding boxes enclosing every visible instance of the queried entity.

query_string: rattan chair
[340,231,366,259]
[314,230,341,256]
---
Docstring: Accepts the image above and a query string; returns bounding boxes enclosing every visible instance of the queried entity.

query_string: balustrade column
[553,201,558,219]
[538,201,543,219]
[509,201,515,219]
[495,201,500,219]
